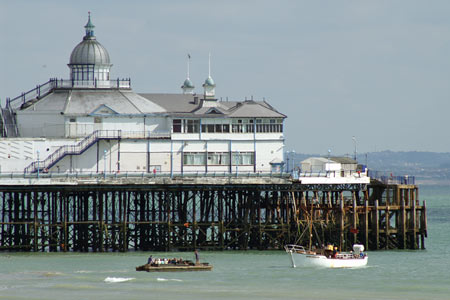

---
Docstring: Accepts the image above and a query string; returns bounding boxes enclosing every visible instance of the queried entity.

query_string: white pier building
[0,15,286,176]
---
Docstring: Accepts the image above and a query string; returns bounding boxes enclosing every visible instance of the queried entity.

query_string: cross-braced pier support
[0,180,426,252]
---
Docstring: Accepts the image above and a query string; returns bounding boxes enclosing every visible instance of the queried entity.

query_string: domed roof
[182,78,195,88]
[203,76,215,87]
[69,14,111,66]
[69,40,111,65]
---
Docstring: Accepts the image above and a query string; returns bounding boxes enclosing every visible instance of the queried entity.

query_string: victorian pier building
[0,15,426,252]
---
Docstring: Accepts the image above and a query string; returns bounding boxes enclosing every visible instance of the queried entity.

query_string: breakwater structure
[0,172,426,252]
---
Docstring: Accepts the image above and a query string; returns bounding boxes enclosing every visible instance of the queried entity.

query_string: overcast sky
[1,0,450,155]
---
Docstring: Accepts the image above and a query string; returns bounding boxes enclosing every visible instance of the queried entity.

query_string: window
[231,119,258,133]
[69,118,76,122]
[207,152,230,165]
[246,119,254,133]
[255,118,283,133]
[232,119,243,133]
[231,152,255,165]
[184,119,200,133]
[173,119,182,133]
[201,121,230,133]
[94,117,102,123]
[183,152,206,165]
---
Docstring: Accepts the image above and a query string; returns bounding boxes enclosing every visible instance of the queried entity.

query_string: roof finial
[84,11,95,38]
[187,53,191,79]
[203,52,216,98]
[208,52,211,77]
[181,53,195,93]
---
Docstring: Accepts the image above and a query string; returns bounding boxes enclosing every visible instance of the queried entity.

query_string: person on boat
[325,244,333,258]
[332,246,338,258]
[195,249,199,265]
[147,255,153,265]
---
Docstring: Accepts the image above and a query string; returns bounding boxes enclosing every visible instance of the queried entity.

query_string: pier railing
[4,78,131,111]
[368,170,415,185]
[1,171,291,180]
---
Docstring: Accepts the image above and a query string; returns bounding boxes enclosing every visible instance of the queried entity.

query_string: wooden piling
[0,180,426,252]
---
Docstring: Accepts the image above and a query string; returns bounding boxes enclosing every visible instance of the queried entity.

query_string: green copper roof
[84,12,95,38]
[183,78,195,88]
[204,76,215,87]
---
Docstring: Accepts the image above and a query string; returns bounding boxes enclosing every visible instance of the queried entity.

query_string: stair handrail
[0,110,8,137]
[24,130,123,173]
[7,79,57,110]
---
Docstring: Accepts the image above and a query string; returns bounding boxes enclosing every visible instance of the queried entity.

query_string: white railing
[5,78,131,111]
[55,79,131,89]
[284,244,306,253]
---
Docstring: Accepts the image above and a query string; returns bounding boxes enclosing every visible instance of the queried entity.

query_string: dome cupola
[68,13,112,87]
[202,53,216,98]
[181,54,195,94]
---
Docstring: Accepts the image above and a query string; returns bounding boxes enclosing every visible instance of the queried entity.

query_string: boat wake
[157,278,183,282]
[104,277,135,283]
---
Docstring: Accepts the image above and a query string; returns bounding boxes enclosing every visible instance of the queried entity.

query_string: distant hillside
[291,151,450,185]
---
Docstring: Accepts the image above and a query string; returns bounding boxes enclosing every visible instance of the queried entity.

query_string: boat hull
[289,252,368,268]
[136,263,212,272]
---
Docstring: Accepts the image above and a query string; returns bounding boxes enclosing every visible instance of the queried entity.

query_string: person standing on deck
[195,250,199,265]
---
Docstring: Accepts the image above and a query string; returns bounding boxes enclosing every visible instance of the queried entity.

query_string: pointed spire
[203,53,216,98]
[187,53,191,79]
[84,12,95,39]
[203,52,215,87]
[208,52,211,77]
[182,54,195,94]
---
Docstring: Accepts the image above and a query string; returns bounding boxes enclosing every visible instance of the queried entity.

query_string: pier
[0,173,426,252]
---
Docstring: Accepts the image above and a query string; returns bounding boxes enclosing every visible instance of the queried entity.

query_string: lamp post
[286,151,290,173]
[291,150,296,173]
[103,149,107,179]
[235,151,239,175]
[37,150,40,179]
[327,149,331,177]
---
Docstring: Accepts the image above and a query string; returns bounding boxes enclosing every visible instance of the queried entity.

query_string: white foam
[157,278,182,282]
[75,270,93,274]
[104,277,135,283]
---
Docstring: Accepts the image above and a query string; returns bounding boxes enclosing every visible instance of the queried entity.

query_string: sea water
[1,185,449,300]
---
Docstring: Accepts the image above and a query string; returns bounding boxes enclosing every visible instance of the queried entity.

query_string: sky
[1,0,450,155]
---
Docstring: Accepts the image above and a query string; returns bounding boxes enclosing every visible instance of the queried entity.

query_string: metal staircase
[0,107,19,137]
[24,130,122,173]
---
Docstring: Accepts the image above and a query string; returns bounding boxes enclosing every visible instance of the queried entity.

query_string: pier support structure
[0,179,426,252]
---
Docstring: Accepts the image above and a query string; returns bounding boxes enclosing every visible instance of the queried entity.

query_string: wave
[104,277,135,283]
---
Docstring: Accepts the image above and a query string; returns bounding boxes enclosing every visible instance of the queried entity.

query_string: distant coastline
[416,179,450,186]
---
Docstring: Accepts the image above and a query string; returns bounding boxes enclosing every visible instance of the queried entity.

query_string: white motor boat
[284,244,368,268]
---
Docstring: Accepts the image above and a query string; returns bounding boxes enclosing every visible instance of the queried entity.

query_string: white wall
[103,117,144,132]
[145,116,169,133]
[0,135,284,174]
[17,112,65,137]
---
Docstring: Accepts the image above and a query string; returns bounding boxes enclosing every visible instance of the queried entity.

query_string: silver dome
[69,38,111,66]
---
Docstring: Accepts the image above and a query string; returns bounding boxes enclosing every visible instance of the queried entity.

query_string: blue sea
[1,185,449,300]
